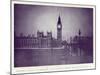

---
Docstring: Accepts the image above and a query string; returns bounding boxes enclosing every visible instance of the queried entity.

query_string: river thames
[14,47,93,67]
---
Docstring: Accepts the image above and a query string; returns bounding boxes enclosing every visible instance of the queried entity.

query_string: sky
[14,4,93,40]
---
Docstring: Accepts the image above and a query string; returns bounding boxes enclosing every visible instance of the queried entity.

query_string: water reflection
[14,46,93,67]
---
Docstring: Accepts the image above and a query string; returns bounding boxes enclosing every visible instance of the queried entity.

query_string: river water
[14,48,93,67]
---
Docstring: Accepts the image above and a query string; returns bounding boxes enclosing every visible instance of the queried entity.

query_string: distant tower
[57,15,62,42]
[78,29,81,56]
[78,29,81,36]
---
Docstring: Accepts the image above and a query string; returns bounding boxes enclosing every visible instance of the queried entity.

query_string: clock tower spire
[57,15,62,43]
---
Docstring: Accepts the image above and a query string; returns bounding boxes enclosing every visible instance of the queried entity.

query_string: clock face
[58,24,61,29]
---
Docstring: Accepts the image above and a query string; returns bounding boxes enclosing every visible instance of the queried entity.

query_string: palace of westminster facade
[14,16,63,48]
[14,15,93,53]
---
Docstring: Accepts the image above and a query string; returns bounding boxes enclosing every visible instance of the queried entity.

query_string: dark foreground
[14,48,93,67]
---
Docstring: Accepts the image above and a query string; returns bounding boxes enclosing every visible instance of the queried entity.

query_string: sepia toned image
[14,3,94,67]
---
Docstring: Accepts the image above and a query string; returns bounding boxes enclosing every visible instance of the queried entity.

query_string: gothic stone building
[14,16,62,48]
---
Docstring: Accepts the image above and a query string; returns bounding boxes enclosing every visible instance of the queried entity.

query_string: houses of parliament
[14,16,63,48]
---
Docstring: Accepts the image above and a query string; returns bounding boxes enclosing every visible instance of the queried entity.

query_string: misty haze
[14,4,93,67]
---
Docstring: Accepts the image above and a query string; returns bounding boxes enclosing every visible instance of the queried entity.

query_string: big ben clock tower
[57,16,62,43]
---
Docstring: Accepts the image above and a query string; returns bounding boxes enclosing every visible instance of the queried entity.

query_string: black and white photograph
[11,1,95,74]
